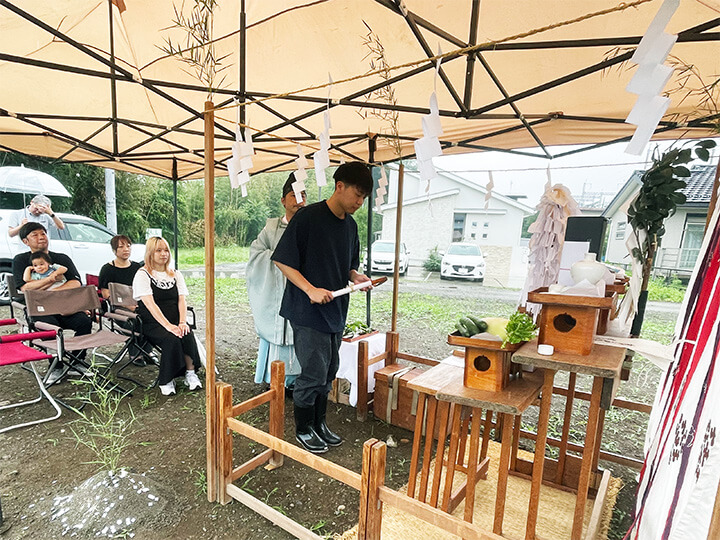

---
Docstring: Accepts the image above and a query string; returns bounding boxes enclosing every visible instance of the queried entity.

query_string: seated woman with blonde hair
[132,236,202,395]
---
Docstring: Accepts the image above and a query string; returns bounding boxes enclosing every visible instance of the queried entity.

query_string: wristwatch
[50,213,56,218]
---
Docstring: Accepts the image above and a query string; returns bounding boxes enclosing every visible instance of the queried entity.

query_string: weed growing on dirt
[189,466,207,498]
[68,366,137,474]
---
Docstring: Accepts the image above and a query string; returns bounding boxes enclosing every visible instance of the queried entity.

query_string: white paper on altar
[295,151,308,170]
[593,335,673,370]
[239,155,253,171]
[440,354,464,368]
[557,240,590,286]
[335,332,387,407]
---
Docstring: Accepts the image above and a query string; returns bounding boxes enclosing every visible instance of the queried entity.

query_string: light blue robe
[246,217,300,385]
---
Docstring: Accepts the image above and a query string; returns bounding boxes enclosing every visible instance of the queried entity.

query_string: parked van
[0,209,146,301]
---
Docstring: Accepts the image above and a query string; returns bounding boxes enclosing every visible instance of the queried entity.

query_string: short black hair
[282,173,297,197]
[110,234,132,252]
[30,251,52,265]
[19,222,47,241]
[333,162,373,196]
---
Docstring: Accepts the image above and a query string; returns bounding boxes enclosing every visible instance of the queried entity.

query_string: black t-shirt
[12,250,82,290]
[98,261,142,289]
[271,201,360,333]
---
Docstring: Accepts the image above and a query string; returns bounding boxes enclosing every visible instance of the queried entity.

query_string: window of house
[482,233,488,239]
[483,222,490,228]
[615,221,626,240]
[679,215,706,269]
[471,233,476,239]
[471,221,477,227]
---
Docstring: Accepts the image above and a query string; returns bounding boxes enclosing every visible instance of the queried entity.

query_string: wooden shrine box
[374,364,424,431]
[528,287,616,356]
[447,333,523,392]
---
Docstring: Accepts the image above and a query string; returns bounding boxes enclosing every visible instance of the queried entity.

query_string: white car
[440,242,485,282]
[0,209,146,301]
[363,240,409,276]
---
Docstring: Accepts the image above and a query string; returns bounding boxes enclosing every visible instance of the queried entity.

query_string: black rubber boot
[294,404,328,454]
[314,394,342,447]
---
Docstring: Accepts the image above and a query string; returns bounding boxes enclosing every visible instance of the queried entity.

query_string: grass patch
[178,245,250,267]
[186,276,248,306]
[646,276,686,302]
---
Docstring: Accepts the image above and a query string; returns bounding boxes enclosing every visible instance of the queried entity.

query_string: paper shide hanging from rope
[228,124,254,197]
[624,0,680,156]
[415,49,445,193]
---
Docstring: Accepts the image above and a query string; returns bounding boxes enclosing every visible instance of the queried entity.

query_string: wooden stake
[268,360,285,469]
[358,440,386,540]
[391,163,404,332]
[357,340,369,421]
[204,99,218,503]
[217,382,233,505]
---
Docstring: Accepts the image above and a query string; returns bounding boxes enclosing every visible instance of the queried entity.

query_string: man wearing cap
[246,173,306,392]
[7,194,65,239]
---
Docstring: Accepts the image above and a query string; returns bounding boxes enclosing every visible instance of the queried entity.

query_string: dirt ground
[0,280,674,539]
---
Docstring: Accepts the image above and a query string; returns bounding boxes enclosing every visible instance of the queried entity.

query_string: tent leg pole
[391,164,404,332]
[204,99,218,503]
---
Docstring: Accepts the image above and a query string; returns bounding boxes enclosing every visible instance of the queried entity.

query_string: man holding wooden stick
[272,162,374,454]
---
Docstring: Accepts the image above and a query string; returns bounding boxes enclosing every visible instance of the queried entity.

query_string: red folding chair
[0,318,62,433]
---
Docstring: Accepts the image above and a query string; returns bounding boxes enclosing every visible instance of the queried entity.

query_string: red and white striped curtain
[630,204,720,539]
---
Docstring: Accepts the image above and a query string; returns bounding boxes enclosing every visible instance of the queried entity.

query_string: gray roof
[680,165,716,203]
[602,164,716,217]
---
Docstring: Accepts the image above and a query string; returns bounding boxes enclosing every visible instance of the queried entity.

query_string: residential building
[603,165,716,276]
[379,168,534,287]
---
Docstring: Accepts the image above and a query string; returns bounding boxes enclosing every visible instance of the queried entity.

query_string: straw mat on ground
[338,440,621,539]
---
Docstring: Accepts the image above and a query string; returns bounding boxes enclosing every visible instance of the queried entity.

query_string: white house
[379,168,534,287]
[603,165,716,276]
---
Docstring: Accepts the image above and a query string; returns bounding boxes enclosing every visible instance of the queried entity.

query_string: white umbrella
[0,166,71,197]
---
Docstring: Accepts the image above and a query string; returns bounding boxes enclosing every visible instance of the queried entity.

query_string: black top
[136,269,180,327]
[271,201,360,333]
[12,250,82,290]
[98,260,142,290]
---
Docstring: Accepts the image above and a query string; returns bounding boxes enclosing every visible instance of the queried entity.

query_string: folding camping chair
[23,286,133,395]
[106,281,159,388]
[0,318,62,433]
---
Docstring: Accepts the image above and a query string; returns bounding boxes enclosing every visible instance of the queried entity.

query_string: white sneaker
[159,380,176,396]
[45,366,65,386]
[185,370,202,391]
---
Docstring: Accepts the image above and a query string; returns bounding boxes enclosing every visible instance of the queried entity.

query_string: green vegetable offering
[502,311,537,348]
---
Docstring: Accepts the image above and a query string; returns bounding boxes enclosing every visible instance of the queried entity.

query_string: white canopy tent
[0,0,719,180]
[2,2,720,536]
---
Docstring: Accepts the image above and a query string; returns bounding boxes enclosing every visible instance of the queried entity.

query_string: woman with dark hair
[132,236,201,396]
[98,234,142,299]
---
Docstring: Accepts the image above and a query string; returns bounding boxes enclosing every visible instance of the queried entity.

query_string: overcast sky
[433,138,720,209]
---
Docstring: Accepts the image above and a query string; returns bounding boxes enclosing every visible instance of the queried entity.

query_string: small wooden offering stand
[511,339,625,540]
[447,332,523,392]
[528,287,616,355]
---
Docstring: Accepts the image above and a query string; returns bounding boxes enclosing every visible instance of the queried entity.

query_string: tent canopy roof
[1,0,719,180]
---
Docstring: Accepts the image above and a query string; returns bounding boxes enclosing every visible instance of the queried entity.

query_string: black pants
[291,323,342,408]
[34,312,92,363]
[143,323,201,385]
[33,312,93,336]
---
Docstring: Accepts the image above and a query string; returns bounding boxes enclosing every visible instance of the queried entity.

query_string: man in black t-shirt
[272,162,373,454]
[12,222,92,381]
